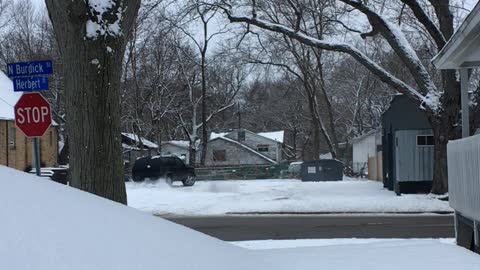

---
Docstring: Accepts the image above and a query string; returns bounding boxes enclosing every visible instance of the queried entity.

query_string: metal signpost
[7,60,53,176]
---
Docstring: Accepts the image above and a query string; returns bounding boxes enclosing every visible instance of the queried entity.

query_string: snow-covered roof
[257,131,284,143]
[350,129,380,144]
[217,136,278,164]
[210,129,284,144]
[0,71,22,120]
[121,133,158,149]
[210,131,230,140]
[432,1,480,69]
[162,140,189,149]
[122,143,141,151]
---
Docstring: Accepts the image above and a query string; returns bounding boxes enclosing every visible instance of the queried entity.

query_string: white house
[432,1,480,254]
[350,129,382,174]
[206,129,286,166]
[161,141,190,164]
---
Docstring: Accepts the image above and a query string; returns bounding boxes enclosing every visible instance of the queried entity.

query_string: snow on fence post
[447,134,480,223]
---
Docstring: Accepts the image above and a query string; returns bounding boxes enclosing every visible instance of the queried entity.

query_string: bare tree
[218,0,469,194]
[45,0,141,203]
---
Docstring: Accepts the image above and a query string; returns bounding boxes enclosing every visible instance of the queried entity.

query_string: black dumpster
[301,160,343,182]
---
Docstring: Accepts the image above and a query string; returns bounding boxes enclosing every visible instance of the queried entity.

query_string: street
[164,214,455,241]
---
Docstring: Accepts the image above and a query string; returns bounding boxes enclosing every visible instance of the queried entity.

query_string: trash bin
[301,160,343,182]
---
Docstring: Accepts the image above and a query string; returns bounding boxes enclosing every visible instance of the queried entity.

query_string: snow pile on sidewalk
[0,166,252,270]
[1,165,477,270]
[127,179,452,216]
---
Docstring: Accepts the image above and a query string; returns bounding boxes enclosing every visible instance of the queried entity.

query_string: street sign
[14,93,52,138]
[13,76,49,92]
[7,60,53,78]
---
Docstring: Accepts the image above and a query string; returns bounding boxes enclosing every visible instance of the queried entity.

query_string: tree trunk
[45,0,140,204]
[430,69,460,194]
[305,97,321,160]
[200,52,208,166]
[431,126,449,194]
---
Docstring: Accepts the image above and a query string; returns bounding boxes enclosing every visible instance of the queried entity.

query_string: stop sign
[14,93,52,138]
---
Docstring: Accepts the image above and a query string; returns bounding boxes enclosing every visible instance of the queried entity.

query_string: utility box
[301,160,343,182]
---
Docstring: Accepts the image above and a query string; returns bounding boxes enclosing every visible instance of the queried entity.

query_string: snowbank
[127,179,452,216]
[0,166,252,270]
[0,165,478,270]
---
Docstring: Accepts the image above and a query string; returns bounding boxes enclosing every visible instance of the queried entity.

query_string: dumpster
[301,160,343,181]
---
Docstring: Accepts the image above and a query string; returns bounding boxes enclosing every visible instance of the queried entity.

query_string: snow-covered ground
[0,165,478,270]
[126,178,452,216]
[232,238,456,250]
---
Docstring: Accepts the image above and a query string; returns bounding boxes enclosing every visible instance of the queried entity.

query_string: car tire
[182,175,195,187]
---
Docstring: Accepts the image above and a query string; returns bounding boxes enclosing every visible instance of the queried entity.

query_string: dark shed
[301,160,343,182]
[382,95,433,195]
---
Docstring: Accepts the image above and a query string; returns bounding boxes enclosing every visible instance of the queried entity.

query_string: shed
[351,129,382,174]
[382,95,433,195]
[301,160,343,182]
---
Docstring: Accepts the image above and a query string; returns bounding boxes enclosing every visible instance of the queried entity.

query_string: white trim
[432,2,480,69]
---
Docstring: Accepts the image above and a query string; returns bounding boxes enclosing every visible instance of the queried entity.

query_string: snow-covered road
[126,178,452,216]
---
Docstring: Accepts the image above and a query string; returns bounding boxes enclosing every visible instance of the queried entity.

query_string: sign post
[8,60,53,176]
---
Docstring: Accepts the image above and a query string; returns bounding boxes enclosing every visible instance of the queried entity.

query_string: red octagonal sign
[14,93,52,138]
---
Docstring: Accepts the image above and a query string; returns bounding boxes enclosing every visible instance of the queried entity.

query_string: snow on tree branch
[224,12,426,108]
[339,0,438,99]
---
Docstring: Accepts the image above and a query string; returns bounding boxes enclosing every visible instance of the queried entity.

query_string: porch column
[460,68,470,138]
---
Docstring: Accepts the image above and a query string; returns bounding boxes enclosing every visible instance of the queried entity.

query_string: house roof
[257,131,284,143]
[432,2,480,69]
[210,132,230,140]
[0,71,59,126]
[215,136,278,164]
[0,71,23,120]
[350,129,380,144]
[121,133,158,149]
[162,140,189,149]
[210,129,285,144]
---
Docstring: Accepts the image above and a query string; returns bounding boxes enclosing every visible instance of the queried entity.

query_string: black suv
[131,156,196,186]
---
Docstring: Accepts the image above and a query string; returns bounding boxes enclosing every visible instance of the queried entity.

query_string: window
[307,166,316,174]
[238,131,245,141]
[9,127,16,149]
[257,144,269,152]
[417,135,434,146]
[213,149,226,161]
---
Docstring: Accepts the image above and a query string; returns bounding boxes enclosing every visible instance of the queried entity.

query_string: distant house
[382,95,433,195]
[205,129,286,166]
[0,71,58,171]
[161,141,190,164]
[121,133,158,165]
[351,129,382,179]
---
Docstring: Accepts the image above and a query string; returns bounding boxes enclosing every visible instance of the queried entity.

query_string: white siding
[448,134,480,222]
[352,134,377,173]
[161,144,189,164]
